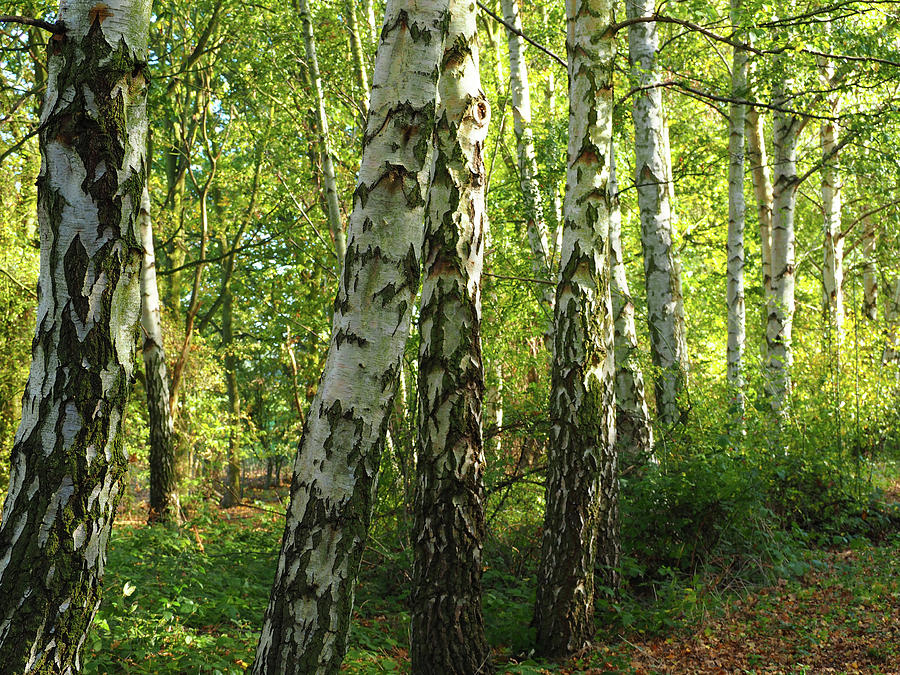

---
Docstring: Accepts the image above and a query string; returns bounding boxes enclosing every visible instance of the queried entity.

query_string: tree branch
[0,15,64,34]
[475,1,566,67]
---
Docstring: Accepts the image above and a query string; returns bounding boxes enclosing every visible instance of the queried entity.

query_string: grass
[82,470,900,674]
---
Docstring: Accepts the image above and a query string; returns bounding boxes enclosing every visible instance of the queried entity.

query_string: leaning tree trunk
[299,0,346,268]
[767,77,800,418]
[626,0,688,428]
[608,145,653,464]
[862,214,877,320]
[501,0,554,309]
[534,0,617,657]
[746,102,775,333]
[0,0,150,670]
[726,0,748,411]
[410,2,491,670]
[141,188,179,524]
[820,51,844,340]
[251,1,449,672]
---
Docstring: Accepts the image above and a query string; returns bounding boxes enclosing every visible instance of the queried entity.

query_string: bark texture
[727,0,748,410]
[410,1,491,670]
[609,146,653,463]
[140,188,179,523]
[251,2,449,672]
[299,0,346,268]
[626,0,688,427]
[820,52,844,340]
[0,0,150,670]
[501,0,553,307]
[767,78,800,417]
[534,0,617,657]
[746,104,774,334]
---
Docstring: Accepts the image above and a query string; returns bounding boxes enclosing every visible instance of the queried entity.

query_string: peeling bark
[627,0,688,428]
[141,188,179,524]
[411,1,491,670]
[251,2,449,672]
[767,74,800,418]
[0,0,150,669]
[609,146,653,464]
[534,0,616,657]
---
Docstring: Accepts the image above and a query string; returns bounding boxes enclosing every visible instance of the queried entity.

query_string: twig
[0,15,64,34]
[476,1,566,68]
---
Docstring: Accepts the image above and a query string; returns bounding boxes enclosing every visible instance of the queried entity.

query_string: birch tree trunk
[727,0,748,410]
[0,0,150,669]
[627,0,688,427]
[767,77,800,417]
[141,188,179,524]
[501,0,553,307]
[410,1,491,670]
[746,104,774,328]
[862,214,877,320]
[251,2,449,672]
[820,52,844,339]
[345,1,370,127]
[299,0,346,268]
[609,146,653,463]
[534,0,616,656]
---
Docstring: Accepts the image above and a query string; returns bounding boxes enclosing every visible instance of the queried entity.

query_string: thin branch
[484,271,554,286]
[476,1,566,68]
[0,15,64,34]
[0,266,36,298]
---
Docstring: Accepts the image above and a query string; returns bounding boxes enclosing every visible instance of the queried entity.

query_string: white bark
[501,0,553,307]
[411,0,490,667]
[251,1,449,672]
[626,0,688,427]
[0,0,151,669]
[535,0,616,656]
[727,0,748,409]
[767,76,800,417]
[609,145,653,463]
[746,104,774,331]
[299,0,346,268]
[820,51,844,339]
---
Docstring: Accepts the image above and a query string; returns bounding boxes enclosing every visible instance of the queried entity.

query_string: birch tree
[627,0,689,427]
[140,189,179,523]
[251,1,449,671]
[727,0,748,410]
[299,0,346,268]
[0,0,151,669]
[746,104,774,331]
[534,0,616,656]
[501,0,553,306]
[862,214,877,320]
[609,146,653,462]
[767,71,801,417]
[411,0,491,669]
[820,51,844,339]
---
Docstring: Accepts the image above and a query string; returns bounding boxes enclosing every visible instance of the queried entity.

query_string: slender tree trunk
[141,188,180,524]
[883,277,900,363]
[251,2,449,672]
[501,0,553,308]
[0,1,150,669]
[609,145,654,464]
[862,214,877,320]
[363,0,377,44]
[627,0,688,427]
[411,2,491,670]
[534,0,616,657]
[219,244,242,508]
[540,4,563,238]
[746,104,774,334]
[345,1,370,128]
[299,0,346,269]
[727,0,748,411]
[767,77,800,418]
[820,51,844,339]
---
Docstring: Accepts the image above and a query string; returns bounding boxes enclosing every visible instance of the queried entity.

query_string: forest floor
[83,476,900,675]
